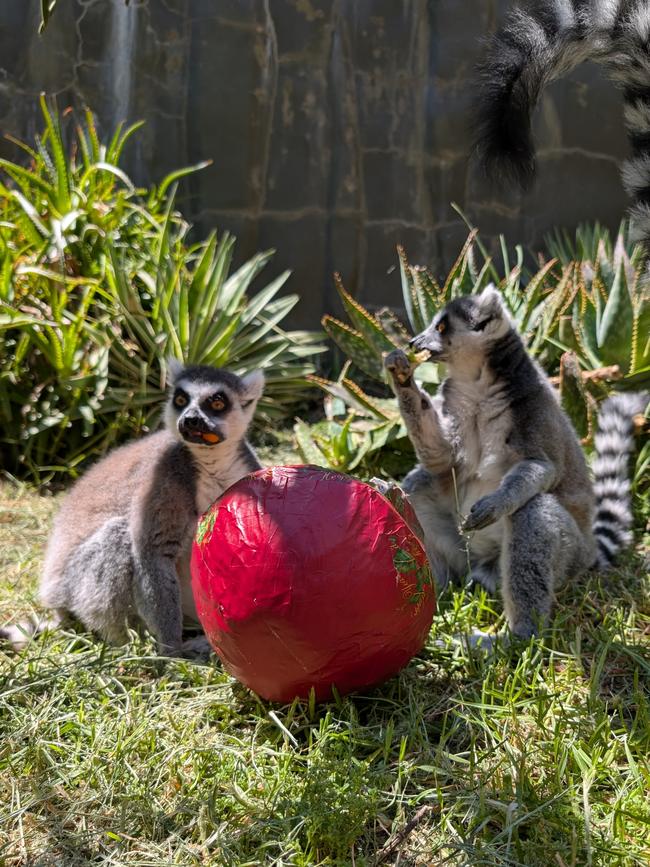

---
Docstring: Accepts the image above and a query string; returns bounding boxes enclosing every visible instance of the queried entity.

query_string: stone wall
[0,0,630,326]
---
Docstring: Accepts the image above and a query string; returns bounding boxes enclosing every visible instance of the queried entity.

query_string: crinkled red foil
[191,466,436,703]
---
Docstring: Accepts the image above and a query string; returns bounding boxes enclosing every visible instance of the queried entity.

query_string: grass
[1,480,649,866]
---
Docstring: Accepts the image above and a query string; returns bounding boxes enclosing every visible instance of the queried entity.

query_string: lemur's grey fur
[1,362,264,657]
[384,287,646,640]
[474,0,650,247]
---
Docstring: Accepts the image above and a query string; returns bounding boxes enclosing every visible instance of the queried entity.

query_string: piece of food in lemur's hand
[385,286,646,641]
[0,362,264,658]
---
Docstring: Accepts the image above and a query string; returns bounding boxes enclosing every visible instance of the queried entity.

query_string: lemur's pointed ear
[166,357,184,386]
[241,370,265,407]
[477,284,506,318]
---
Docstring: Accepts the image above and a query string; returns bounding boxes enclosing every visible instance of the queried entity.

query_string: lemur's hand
[462,494,503,532]
[384,349,414,386]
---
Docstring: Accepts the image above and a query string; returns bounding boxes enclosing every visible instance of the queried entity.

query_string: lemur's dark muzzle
[410,332,444,359]
[179,413,224,445]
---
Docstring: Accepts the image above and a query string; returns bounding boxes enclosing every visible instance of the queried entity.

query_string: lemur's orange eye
[436,320,446,334]
[174,393,187,408]
[210,396,226,412]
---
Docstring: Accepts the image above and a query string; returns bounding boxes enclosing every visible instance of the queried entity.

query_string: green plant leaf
[321,315,384,380]
[558,351,591,440]
[39,93,71,213]
[157,160,212,199]
[334,273,397,356]
[293,419,326,466]
[596,258,634,367]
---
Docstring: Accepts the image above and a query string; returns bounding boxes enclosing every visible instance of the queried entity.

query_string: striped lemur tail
[592,393,648,568]
[474,0,650,246]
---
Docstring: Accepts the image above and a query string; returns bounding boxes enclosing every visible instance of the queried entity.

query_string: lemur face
[164,363,264,448]
[409,286,511,364]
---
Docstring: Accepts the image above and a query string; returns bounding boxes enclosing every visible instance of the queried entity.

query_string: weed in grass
[1,485,649,865]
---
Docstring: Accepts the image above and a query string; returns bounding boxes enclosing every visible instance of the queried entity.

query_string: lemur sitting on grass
[385,287,646,643]
[1,362,264,658]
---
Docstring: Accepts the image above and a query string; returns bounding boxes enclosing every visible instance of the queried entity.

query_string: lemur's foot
[384,349,414,385]
[180,635,213,661]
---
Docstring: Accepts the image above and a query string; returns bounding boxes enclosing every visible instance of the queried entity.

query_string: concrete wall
[0,0,630,326]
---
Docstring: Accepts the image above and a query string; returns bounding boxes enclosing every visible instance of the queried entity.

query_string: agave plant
[299,229,556,477]
[543,222,650,394]
[318,229,558,408]
[314,221,648,460]
[556,350,598,442]
[545,220,640,265]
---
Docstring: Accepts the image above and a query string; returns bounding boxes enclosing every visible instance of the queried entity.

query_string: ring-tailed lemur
[474,0,650,246]
[0,362,264,657]
[384,287,646,640]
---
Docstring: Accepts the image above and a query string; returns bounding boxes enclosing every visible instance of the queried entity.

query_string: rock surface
[0,0,630,326]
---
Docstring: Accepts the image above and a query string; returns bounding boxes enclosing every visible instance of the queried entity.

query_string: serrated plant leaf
[334,273,397,356]
[294,418,326,466]
[322,315,384,380]
[596,258,634,367]
[398,244,421,333]
[375,307,412,345]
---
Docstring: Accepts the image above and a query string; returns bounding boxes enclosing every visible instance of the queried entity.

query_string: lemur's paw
[383,349,414,385]
[469,563,499,593]
[462,494,502,532]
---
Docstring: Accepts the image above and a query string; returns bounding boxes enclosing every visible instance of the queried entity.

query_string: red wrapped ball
[191,466,435,702]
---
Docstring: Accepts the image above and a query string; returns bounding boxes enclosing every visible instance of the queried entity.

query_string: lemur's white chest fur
[443,368,514,557]
[177,443,256,620]
[191,444,253,515]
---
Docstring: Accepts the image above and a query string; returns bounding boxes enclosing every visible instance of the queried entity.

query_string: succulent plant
[545,228,649,393]
[319,228,559,401]
[312,220,648,466]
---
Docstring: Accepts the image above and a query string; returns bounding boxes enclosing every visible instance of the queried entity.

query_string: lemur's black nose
[184,414,202,429]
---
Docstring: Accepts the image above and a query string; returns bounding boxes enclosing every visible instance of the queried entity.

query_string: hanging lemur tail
[592,393,648,569]
[472,1,597,190]
[615,6,650,248]
[472,0,650,249]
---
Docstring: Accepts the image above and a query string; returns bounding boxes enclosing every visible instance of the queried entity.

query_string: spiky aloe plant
[293,371,413,480]
[319,229,558,402]
[315,223,648,461]
[544,223,650,394]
